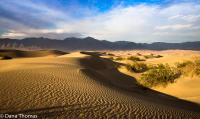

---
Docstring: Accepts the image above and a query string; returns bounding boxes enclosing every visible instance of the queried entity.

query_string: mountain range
[1,37,200,51]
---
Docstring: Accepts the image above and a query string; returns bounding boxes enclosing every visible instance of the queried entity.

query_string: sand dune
[153,76,200,104]
[109,50,200,104]
[0,51,200,118]
[0,49,67,58]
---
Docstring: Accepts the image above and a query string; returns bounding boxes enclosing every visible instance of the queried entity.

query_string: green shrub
[176,61,193,68]
[144,54,162,59]
[107,53,114,56]
[108,57,114,60]
[125,64,133,71]
[136,53,142,56]
[144,54,154,59]
[115,56,123,61]
[114,63,121,69]
[140,64,181,87]
[194,58,200,75]
[125,62,148,73]
[154,55,163,58]
[195,66,200,75]
[176,59,200,76]
[127,56,141,61]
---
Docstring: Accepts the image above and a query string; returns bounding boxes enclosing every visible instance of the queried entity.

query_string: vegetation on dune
[107,53,114,56]
[108,54,199,88]
[140,64,181,87]
[176,58,200,76]
[144,54,154,59]
[154,55,163,58]
[108,57,114,60]
[194,58,200,75]
[127,56,142,61]
[136,53,142,56]
[115,56,123,61]
[176,61,193,68]
[125,62,148,73]
[114,63,121,69]
[144,54,163,59]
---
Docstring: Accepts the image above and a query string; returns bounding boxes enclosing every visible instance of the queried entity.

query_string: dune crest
[0,49,67,58]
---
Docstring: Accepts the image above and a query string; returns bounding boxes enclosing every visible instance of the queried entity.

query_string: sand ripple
[0,52,200,119]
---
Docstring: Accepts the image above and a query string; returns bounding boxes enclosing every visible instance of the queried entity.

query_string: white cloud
[55,3,200,42]
[1,1,200,43]
[155,24,193,30]
[1,29,82,39]
[1,32,27,38]
[168,14,200,22]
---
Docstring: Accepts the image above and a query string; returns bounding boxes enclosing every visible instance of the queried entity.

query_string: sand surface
[153,76,200,104]
[0,51,200,118]
[107,50,200,104]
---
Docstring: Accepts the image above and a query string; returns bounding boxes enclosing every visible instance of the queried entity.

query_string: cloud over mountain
[0,0,200,42]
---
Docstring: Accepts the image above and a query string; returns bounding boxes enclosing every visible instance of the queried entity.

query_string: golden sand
[0,51,200,118]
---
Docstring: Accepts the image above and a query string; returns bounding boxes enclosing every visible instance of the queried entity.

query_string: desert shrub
[114,63,121,69]
[125,64,133,71]
[115,56,123,61]
[176,61,193,68]
[107,53,114,56]
[127,56,141,61]
[108,57,114,60]
[125,62,148,73]
[136,53,142,56]
[176,59,200,76]
[0,56,12,60]
[194,58,200,75]
[140,64,181,87]
[144,54,162,59]
[144,54,154,59]
[154,55,163,58]
[195,66,200,75]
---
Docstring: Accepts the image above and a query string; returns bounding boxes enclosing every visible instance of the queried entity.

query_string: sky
[0,0,200,43]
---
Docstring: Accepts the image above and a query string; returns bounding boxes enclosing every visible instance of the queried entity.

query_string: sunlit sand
[0,50,200,118]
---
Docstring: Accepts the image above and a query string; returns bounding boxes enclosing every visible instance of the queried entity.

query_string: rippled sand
[0,51,200,119]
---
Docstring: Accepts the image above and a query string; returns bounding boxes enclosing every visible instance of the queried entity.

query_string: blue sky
[0,0,200,43]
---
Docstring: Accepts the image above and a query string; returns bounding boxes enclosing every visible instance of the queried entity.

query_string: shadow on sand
[3,51,200,118]
[80,51,200,112]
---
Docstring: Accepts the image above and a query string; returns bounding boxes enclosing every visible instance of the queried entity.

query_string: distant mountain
[1,37,200,51]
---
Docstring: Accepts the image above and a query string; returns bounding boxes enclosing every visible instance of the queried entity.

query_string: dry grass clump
[140,64,181,87]
[0,56,12,60]
[127,56,141,61]
[176,58,200,76]
[125,62,148,73]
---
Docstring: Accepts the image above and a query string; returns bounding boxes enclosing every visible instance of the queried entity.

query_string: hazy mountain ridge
[1,37,200,51]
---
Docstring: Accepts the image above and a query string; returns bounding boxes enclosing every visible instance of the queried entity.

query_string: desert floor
[0,50,200,118]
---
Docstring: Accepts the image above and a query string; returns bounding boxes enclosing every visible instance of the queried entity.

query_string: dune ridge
[0,49,67,58]
[0,51,200,118]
